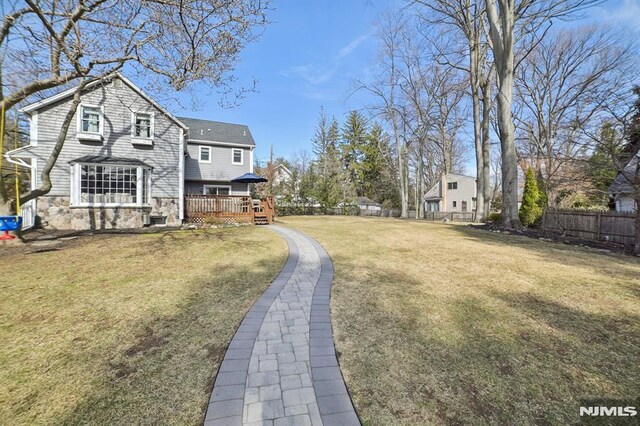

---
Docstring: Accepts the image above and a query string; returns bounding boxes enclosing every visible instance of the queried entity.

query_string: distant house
[353,196,381,212]
[7,74,257,230]
[272,164,293,186]
[424,173,477,213]
[609,153,638,212]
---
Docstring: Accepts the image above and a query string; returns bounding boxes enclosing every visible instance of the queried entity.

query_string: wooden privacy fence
[542,210,636,247]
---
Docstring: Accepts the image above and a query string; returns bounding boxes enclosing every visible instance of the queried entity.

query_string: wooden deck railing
[184,195,275,225]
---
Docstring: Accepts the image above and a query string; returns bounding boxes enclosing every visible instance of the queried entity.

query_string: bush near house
[520,168,543,227]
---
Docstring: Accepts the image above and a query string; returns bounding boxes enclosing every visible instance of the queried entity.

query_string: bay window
[71,163,151,206]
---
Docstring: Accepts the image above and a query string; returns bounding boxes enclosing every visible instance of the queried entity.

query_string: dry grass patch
[284,216,640,425]
[0,227,287,425]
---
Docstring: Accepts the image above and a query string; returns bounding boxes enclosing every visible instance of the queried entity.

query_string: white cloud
[283,32,371,86]
[593,0,640,27]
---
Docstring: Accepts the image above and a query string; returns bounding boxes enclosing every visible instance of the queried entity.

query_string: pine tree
[341,111,368,196]
[519,168,542,227]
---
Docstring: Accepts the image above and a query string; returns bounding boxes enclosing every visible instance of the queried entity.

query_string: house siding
[185,143,251,181]
[425,174,477,213]
[21,79,184,229]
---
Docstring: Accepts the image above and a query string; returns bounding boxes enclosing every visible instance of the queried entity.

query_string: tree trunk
[471,55,485,222]
[481,72,494,220]
[399,143,409,217]
[486,0,522,229]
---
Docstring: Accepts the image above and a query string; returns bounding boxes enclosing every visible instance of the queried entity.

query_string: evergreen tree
[519,168,542,227]
[311,109,342,209]
[341,111,368,196]
[588,123,623,198]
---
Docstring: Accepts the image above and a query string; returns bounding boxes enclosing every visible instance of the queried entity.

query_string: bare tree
[413,0,494,222]
[358,11,411,217]
[513,25,635,206]
[485,0,602,228]
[0,0,270,214]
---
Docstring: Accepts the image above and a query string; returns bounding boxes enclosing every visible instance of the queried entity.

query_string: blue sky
[173,0,639,169]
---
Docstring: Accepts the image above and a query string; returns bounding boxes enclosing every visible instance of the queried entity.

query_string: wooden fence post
[595,212,602,241]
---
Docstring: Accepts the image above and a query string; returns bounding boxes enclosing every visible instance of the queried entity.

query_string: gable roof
[354,196,381,206]
[179,117,255,147]
[609,153,639,195]
[20,73,188,130]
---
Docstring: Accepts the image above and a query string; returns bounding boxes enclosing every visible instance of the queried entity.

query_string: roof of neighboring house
[609,153,639,196]
[354,196,381,206]
[274,164,292,175]
[179,117,255,147]
[20,73,188,130]
[69,155,152,168]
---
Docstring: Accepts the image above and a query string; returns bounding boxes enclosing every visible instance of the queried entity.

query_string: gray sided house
[9,74,258,230]
[609,153,639,212]
[13,75,186,229]
[425,173,477,213]
[181,117,255,196]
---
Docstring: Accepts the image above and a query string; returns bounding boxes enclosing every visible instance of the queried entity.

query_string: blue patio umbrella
[231,172,268,183]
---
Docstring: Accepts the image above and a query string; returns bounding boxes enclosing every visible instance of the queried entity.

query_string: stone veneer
[36,196,180,230]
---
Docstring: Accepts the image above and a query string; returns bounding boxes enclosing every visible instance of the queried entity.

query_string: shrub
[487,212,502,223]
[519,168,543,227]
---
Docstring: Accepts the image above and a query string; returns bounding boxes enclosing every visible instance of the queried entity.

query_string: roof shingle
[178,117,255,147]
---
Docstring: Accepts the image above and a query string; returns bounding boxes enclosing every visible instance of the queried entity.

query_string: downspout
[178,129,185,221]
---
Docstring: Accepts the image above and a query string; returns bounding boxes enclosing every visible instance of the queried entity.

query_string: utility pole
[268,144,274,196]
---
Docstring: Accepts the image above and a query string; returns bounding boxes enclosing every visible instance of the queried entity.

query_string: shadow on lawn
[54,248,282,425]
[334,256,640,426]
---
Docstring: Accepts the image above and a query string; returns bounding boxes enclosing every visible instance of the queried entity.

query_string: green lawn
[284,216,640,425]
[0,227,287,425]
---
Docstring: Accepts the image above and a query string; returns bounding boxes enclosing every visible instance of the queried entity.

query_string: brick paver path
[203,226,360,426]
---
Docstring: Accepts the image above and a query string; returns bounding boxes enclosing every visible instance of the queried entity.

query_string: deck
[184,195,275,225]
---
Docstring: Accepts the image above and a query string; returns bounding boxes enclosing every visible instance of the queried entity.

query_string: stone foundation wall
[36,196,181,230]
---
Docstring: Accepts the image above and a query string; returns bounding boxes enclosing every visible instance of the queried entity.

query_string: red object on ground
[0,230,15,240]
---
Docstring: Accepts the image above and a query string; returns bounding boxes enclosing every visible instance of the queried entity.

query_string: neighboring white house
[609,153,638,212]
[424,173,477,213]
[272,163,293,186]
[7,74,257,230]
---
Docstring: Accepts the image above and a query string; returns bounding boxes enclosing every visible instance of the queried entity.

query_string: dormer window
[131,112,154,145]
[77,104,104,142]
[232,148,243,165]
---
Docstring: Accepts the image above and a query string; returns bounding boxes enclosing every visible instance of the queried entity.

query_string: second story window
[232,148,243,165]
[135,113,152,138]
[81,105,101,134]
[199,146,211,163]
[447,182,458,190]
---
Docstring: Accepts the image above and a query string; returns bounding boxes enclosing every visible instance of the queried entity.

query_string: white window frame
[131,111,155,145]
[232,148,243,165]
[76,104,104,140]
[447,182,458,190]
[70,163,152,207]
[203,185,231,195]
[199,146,212,163]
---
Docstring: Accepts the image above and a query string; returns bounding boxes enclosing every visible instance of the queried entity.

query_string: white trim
[30,112,38,147]
[203,184,232,195]
[250,148,254,173]
[232,148,243,165]
[178,131,185,220]
[20,73,188,130]
[131,110,155,143]
[187,138,254,149]
[71,162,152,207]
[76,103,104,141]
[199,145,212,163]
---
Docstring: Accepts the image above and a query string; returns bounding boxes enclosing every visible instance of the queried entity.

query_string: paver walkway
[203,226,360,426]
